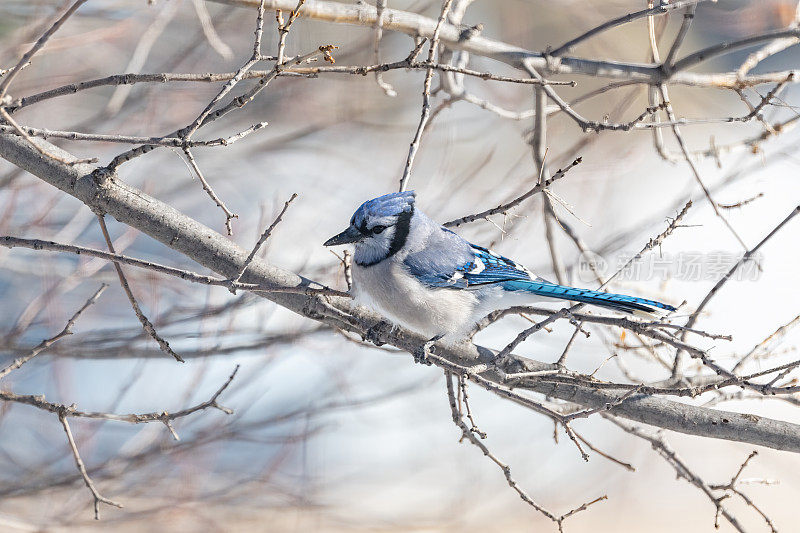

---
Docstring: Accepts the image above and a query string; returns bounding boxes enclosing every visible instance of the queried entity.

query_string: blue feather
[405,242,675,315]
[501,279,675,314]
[351,191,416,228]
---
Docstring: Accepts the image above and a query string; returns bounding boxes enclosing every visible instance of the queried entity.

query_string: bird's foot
[363,320,394,346]
[414,334,444,365]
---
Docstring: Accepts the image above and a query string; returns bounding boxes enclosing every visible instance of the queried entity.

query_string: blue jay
[324,191,674,347]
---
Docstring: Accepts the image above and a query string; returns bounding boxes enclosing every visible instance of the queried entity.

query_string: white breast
[351,259,479,340]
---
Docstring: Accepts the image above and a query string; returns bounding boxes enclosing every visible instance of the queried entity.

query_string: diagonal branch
[550,0,708,57]
[398,0,454,192]
[0,0,88,101]
[444,371,562,522]
[443,158,581,228]
[608,416,746,532]
[0,284,107,380]
[206,0,800,89]
[59,414,123,520]
[685,205,800,330]
[96,214,185,363]
[231,192,297,288]
[182,147,238,235]
[3,132,800,452]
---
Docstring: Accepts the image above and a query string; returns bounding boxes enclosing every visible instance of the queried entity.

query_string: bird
[324,191,675,350]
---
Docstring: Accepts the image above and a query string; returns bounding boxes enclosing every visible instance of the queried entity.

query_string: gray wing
[402,227,475,289]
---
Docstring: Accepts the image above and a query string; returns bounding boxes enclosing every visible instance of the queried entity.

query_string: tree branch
[206,0,800,88]
[3,132,800,452]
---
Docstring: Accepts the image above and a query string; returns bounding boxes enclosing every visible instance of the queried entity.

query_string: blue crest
[351,191,416,228]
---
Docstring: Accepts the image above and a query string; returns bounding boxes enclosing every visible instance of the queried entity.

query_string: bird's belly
[352,261,478,339]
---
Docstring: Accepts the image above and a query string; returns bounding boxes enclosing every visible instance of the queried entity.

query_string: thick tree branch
[3,132,800,453]
[206,0,800,88]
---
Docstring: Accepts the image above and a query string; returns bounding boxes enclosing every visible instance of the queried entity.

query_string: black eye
[371,225,387,234]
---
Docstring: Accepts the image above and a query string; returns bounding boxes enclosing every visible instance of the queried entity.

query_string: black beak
[324,225,363,246]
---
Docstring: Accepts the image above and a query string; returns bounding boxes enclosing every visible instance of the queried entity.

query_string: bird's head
[324,191,416,265]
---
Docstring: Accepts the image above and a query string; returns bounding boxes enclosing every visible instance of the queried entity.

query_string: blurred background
[1,0,799,531]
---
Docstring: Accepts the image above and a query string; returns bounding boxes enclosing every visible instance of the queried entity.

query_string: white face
[353,215,400,266]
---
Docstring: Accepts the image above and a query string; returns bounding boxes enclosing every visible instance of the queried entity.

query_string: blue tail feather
[502,280,675,316]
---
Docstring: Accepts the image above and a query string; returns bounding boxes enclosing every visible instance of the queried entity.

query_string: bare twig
[457,374,486,439]
[573,429,636,472]
[663,3,697,73]
[0,0,88,101]
[600,200,692,289]
[275,0,306,64]
[286,60,575,85]
[183,0,270,139]
[443,158,581,227]
[718,192,764,210]
[191,0,235,60]
[231,193,297,289]
[103,46,326,170]
[97,215,185,363]
[658,85,749,251]
[182,147,238,235]
[444,371,605,527]
[59,414,123,519]
[0,108,97,165]
[550,0,708,57]
[609,416,746,532]
[8,62,573,112]
[2,365,239,426]
[0,235,335,294]
[104,0,180,115]
[330,249,353,291]
[0,122,267,147]
[685,205,799,329]
[555,326,582,367]
[733,314,800,372]
[1,363,240,520]
[673,26,800,74]
[0,236,346,300]
[0,284,107,380]
[708,451,779,533]
[372,0,396,96]
[398,0,453,192]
